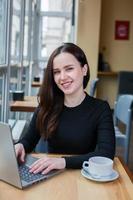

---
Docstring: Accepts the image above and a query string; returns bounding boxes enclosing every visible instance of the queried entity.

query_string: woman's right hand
[15,143,25,163]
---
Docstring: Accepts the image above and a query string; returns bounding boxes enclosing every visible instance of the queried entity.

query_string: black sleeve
[63,101,115,169]
[19,108,41,153]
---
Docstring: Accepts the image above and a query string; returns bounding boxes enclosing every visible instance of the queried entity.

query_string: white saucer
[81,169,119,182]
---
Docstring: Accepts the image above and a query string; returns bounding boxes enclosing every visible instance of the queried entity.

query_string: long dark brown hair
[37,43,90,139]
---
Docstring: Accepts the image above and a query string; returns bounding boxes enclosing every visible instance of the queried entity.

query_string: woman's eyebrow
[53,64,74,70]
[64,64,73,68]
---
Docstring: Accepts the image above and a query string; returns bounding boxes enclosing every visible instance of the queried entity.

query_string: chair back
[35,138,48,153]
[89,78,99,97]
[114,94,133,164]
[114,95,133,125]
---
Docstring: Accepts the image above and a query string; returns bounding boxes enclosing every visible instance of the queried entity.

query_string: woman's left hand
[29,156,66,174]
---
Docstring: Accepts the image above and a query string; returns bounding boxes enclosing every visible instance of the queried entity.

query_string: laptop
[0,122,63,189]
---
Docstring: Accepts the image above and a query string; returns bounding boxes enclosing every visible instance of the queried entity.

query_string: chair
[35,138,48,153]
[117,71,133,98]
[89,78,99,97]
[114,95,133,164]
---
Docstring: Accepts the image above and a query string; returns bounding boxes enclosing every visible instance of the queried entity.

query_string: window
[11,0,21,63]
[39,0,73,60]
[0,0,8,65]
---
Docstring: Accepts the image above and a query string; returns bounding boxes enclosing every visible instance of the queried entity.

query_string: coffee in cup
[82,156,113,178]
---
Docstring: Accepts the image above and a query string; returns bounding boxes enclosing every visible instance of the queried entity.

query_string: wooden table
[0,156,133,200]
[10,96,38,112]
[31,81,42,87]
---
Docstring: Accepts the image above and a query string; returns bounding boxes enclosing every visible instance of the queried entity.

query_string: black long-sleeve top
[20,94,115,169]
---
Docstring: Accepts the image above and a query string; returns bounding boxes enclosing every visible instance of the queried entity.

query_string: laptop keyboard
[19,165,45,182]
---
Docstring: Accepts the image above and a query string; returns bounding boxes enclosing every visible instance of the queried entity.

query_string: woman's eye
[66,67,73,71]
[53,71,60,75]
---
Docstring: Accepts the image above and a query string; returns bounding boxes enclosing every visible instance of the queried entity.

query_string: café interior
[0,0,133,198]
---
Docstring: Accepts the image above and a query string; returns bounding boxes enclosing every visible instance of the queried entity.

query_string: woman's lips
[61,81,72,89]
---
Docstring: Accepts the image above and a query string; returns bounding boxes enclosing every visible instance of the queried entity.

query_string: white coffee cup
[82,156,113,178]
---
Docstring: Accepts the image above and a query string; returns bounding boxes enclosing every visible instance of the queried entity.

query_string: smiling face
[53,52,87,97]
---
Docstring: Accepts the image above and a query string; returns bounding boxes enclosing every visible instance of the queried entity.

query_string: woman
[15,43,115,175]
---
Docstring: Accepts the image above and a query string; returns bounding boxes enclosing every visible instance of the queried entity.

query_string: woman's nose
[60,71,66,80]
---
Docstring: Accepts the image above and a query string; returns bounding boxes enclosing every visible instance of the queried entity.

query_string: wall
[76,0,102,92]
[100,0,133,70]
[97,0,133,108]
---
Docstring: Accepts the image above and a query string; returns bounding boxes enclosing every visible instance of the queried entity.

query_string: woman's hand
[15,143,25,163]
[29,156,66,174]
